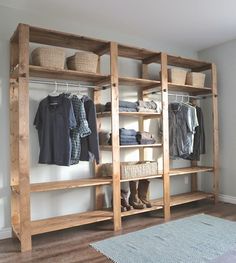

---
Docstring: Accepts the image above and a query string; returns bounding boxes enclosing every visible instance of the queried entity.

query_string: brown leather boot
[129,181,144,209]
[138,179,152,208]
[121,190,132,211]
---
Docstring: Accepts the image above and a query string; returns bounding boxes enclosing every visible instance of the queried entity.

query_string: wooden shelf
[119,76,160,88]
[167,55,212,71]
[31,210,113,235]
[168,82,212,94]
[121,203,163,217]
[170,191,214,206]
[29,25,109,54]
[97,111,161,119]
[100,143,162,150]
[169,166,213,176]
[29,65,110,86]
[121,173,162,182]
[12,178,112,193]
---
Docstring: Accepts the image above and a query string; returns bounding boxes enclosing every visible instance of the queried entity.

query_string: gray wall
[199,40,236,197]
[0,5,198,234]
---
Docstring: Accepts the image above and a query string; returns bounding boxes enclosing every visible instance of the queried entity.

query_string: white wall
[0,5,198,236]
[199,40,236,199]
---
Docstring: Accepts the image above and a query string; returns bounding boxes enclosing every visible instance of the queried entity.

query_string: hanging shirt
[69,95,91,165]
[34,94,76,166]
[169,103,199,159]
[80,95,100,164]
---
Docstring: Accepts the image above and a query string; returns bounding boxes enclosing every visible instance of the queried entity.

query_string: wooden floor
[1,201,236,263]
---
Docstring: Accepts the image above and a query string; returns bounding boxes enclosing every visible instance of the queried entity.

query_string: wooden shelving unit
[9,24,219,252]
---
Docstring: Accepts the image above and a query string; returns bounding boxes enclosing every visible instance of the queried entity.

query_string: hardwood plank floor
[1,201,236,263]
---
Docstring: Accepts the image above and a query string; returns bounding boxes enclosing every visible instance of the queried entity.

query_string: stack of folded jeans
[105,100,137,112]
[136,131,156,144]
[119,128,138,145]
[137,100,162,113]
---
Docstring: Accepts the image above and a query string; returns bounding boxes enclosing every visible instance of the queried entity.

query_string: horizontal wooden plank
[31,210,113,235]
[119,76,160,88]
[121,173,162,182]
[100,143,163,150]
[29,25,108,52]
[121,191,213,218]
[121,203,163,217]
[170,191,214,206]
[118,44,160,60]
[169,166,213,176]
[29,65,110,86]
[97,111,161,119]
[12,178,112,193]
[168,83,212,94]
[167,55,212,70]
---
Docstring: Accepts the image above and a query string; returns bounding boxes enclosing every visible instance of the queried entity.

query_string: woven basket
[97,161,158,180]
[67,51,98,73]
[31,47,65,69]
[168,68,187,85]
[121,161,158,179]
[186,72,206,87]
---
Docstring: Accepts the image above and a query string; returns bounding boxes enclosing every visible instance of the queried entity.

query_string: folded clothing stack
[119,128,138,145]
[137,100,162,113]
[136,131,156,144]
[105,100,137,112]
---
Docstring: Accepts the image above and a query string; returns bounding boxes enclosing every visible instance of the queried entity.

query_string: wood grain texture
[211,63,219,203]
[110,42,122,231]
[18,24,32,252]
[93,57,104,210]
[100,144,162,151]
[160,53,170,220]
[97,111,161,119]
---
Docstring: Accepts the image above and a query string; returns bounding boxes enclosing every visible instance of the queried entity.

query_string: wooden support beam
[94,43,110,56]
[93,57,104,210]
[110,42,121,231]
[18,24,32,252]
[142,53,161,64]
[160,53,170,220]
[211,63,219,203]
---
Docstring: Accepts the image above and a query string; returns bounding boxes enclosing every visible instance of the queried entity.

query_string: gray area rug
[91,214,236,263]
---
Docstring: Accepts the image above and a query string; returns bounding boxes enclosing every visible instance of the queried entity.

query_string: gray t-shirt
[34,94,76,166]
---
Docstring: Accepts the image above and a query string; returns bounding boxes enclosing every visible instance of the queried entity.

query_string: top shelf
[14,24,212,70]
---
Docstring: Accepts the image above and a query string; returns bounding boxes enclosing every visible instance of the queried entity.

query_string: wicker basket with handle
[186,72,206,87]
[98,161,158,180]
[31,47,65,69]
[168,68,187,85]
[67,51,98,73]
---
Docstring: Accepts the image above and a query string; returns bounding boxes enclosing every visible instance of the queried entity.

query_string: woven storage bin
[67,51,98,73]
[31,47,65,69]
[168,68,187,85]
[186,72,206,87]
[120,161,158,180]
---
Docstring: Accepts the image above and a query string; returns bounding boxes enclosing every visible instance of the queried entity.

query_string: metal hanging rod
[29,79,110,89]
[146,91,212,100]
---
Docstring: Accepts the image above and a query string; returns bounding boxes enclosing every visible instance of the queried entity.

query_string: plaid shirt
[70,95,91,165]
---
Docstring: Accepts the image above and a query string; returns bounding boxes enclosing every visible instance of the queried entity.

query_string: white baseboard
[219,194,236,204]
[0,227,12,240]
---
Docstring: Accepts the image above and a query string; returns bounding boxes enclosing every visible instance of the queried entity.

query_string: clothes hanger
[49,81,60,97]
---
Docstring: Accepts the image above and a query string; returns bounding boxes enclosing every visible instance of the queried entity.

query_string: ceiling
[1,0,236,51]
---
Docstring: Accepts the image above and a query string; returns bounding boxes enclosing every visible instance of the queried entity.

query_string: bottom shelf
[31,210,113,235]
[30,191,213,235]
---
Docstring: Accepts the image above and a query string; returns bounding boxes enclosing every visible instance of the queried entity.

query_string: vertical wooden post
[160,53,170,220]
[10,38,20,237]
[18,24,32,252]
[93,57,104,209]
[110,42,121,231]
[211,63,219,203]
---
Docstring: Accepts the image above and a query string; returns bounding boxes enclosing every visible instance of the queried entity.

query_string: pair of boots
[129,180,152,209]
